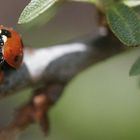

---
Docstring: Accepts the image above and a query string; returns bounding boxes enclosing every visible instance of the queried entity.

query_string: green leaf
[106,3,140,46]
[70,0,117,8]
[129,57,140,76]
[18,0,63,24]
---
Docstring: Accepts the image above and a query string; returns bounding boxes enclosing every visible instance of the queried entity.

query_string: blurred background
[0,1,140,140]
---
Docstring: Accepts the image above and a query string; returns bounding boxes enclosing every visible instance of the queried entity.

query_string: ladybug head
[0,25,24,69]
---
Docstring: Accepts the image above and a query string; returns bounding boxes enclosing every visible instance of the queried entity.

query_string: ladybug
[0,25,23,70]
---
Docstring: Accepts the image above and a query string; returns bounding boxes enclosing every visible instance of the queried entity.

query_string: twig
[0,31,126,139]
[0,33,125,98]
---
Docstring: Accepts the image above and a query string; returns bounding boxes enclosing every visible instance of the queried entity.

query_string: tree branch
[0,31,127,140]
[0,32,125,98]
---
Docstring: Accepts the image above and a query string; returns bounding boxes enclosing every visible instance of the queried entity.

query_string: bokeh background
[0,1,140,140]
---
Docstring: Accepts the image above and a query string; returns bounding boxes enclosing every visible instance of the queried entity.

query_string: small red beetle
[0,25,24,83]
[0,25,23,69]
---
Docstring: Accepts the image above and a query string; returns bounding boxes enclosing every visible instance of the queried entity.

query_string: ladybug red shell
[0,25,23,69]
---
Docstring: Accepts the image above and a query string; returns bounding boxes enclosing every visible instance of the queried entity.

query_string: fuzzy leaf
[106,3,140,46]
[18,0,63,24]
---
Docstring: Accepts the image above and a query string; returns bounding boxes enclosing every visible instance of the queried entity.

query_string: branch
[0,33,125,98]
[0,31,126,140]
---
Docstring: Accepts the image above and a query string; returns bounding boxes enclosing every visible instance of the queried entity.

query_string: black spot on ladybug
[1,29,11,38]
[14,55,19,63]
